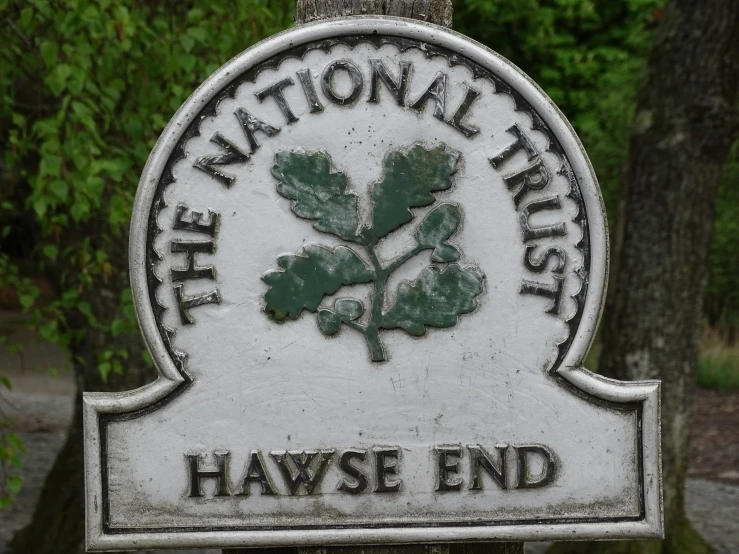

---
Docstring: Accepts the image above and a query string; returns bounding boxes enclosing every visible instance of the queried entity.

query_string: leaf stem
[385,243,426,274]
[351,239,428,362]
[365,247,388,362]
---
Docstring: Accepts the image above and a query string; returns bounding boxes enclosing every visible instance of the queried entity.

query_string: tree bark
[296,0,452,28]
[548,1,739,553]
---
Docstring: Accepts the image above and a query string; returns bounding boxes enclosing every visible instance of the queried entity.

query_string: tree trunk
[548,1,739,554]
[8,249,154,554]
[296,0,453,28]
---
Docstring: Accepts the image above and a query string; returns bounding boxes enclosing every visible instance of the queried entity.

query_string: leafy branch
[263,144,484,362]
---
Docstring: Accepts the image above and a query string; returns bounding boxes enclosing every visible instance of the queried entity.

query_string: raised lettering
[192,132,249,188]
[410,72,447,121]
[256,77,299,125]
[515,444,557,489]
[436,445,463,491]
[174,285,221,325]
[296,68,324,114]
[235,108,280,152]
[368,59,411,106]
[505,159,551,208]
[520,196,567,242]
[322,60,364,106]
[170,241,215,282]
[524,245,566,274]
[520,276,565,316]
[269,450,335,495]
[489,124,538,168]
[173,205,219,237]
[337,449,368,494]
[446,86,481,138]
[467,444,507,490]
[237,450,276,496]
[374,447,401,493]
[186,451,230,498]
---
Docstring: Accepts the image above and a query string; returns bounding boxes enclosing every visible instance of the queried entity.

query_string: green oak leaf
[367,144,460,243]
[317,310,341,335]
[264,245,373,321]
[382,264,484,336]
[317,298,364,336]
[416,203,462,262]
[272,150,360,241]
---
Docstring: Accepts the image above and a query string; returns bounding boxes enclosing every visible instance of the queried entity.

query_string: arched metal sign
[83,17,662,551]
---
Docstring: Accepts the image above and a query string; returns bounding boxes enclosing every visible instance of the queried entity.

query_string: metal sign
[83,17,662,551]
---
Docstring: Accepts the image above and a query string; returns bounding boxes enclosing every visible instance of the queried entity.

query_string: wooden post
[227,2,523,553]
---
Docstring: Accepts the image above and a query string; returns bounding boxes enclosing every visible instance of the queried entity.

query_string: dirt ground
[1,310,738,554]
[688,388,739,486]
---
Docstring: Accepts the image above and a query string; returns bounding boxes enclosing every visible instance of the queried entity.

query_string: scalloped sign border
[83,17,662,550]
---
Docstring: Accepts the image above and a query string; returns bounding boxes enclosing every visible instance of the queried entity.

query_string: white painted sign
[83,17,662,551]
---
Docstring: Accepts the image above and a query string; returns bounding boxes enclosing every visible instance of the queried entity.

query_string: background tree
[549,0,739,553]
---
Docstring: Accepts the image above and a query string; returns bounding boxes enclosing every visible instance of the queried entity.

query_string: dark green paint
[263,144,484,362]
[318,298,364,335]
[367,144,459,243]
[263,245,373,320]
[273,150,360,241]
[415,203,462,262]
[382,265,484,336]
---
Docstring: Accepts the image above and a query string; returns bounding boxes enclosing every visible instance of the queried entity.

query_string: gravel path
[1,312,737,553]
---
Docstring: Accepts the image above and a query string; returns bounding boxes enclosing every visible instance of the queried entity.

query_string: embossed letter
[410,71,447,121]
[467,444,507,490]
[270,450,335,495]
[374,447,402,493]
[524,245,567,274]
[235,108,280,152]
[489,124,538,168]
[368,59,411,106]
[173,205,220,237]
[337,449,369,494]
[515,444,557,489]
[296,69,324,113]
[237,450,276,496]
[256,77,299,125]
[520,196,567,241]
[436,445,464,491]
[322,60,364,106]
[170,241,215,282]
[520,276,565,316]
[174,285,221,325]
[186,451,230,498]
[447,86,481,138]
[193,132,249,188]
[505,159,551,208]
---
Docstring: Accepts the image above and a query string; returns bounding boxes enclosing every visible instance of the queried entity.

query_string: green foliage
[456,0,664,219]
[263,145,484,361]
[0,0,293,508]
[367,145,459,242]
[705,145,739,331]
[0,429,26,508]
[264,245,374,320]
[698,344,739,391]
[383,265,484,336]
[415,203,462,262]
[272,150,360,241]
[318,299,364,335]
[0,0,293,345]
